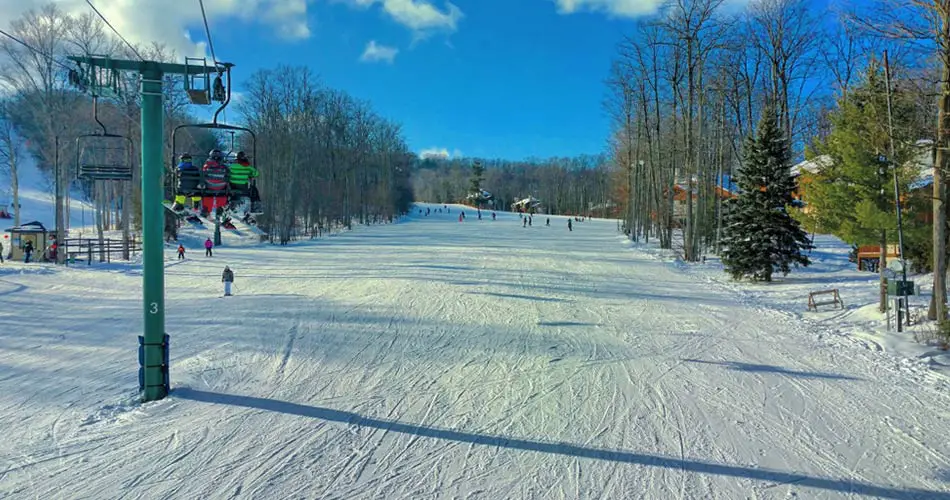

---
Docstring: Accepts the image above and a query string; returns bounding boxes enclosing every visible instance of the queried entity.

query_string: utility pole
[884,50,910,326]
[67,56,223,402]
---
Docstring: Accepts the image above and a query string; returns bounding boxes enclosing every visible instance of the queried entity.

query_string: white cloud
[0,0,313,59]
[553,0,751,18]
[360,40,398,63]
[552,0,665,17]
[419,147,462,160]
[342,0,462,34]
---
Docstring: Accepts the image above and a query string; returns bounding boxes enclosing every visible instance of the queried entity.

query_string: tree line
[604,0,950,316]
[410,154,611,216]
[0,3,414,254]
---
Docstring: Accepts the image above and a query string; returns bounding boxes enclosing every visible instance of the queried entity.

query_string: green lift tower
[67,56,230,402]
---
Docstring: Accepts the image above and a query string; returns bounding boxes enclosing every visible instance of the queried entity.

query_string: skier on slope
[546,218,550,226]
[222,266,234,296]
[177,244,185,260]
[523,217,527,228]
[205,238,214,257]
[491,212,496,221]
[568,219,573,232]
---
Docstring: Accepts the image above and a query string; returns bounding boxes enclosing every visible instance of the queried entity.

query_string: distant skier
[523,217,527,228]
[177,244,186,260]
[0,240,4,263]
[568,219,573,232]
[491,212,496,221]
[546,218,550,226]
[23,240,33,263]
[222,266,234,296]
[528,215,532,227]
[205,238,214,257]
[459,213,464,223]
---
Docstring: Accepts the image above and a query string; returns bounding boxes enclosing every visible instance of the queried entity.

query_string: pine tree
[469,161,484,198]
[802,62,925,311]
[468,160,488,208]
[721,106,812,281]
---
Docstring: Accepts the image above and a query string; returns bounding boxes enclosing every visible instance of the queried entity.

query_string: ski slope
[2,205,950,499]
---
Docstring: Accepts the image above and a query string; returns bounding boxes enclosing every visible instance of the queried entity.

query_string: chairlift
[76,96,133,181]
[172,63,258,209]
[184,57,212,105]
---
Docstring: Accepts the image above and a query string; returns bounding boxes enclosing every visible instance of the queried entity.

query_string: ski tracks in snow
[3,210,950,498]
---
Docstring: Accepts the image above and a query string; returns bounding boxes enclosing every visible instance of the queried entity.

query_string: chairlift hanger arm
[212,65,233,125]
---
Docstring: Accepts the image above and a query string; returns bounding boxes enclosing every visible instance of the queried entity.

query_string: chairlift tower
[67,55,231,403]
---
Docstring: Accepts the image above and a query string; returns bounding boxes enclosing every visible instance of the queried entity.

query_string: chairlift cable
[198,0,219,66]
[0,28,73,72]
[84,0,145,62]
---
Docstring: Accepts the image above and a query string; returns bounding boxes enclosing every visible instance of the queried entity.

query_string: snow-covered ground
[2,205,950,499]
[1,153,97,247]
[632,233,950,376]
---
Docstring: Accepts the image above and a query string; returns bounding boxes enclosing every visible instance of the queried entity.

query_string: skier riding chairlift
[201,149,230,215]
[174,154,202,210]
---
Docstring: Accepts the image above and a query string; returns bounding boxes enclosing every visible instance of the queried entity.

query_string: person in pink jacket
[205,237,213,257]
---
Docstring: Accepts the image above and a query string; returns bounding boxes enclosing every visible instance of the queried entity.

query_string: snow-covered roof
[790,155,833,177]
[5,220,47,233]
[793,143,936,191]
[909,140,935,190]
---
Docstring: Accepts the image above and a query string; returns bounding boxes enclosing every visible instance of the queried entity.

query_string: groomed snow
[2,205,950,499]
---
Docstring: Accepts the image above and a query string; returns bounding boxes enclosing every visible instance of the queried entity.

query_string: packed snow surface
[2,205,950,499]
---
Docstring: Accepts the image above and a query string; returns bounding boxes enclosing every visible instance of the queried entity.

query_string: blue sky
[192,1,644,161]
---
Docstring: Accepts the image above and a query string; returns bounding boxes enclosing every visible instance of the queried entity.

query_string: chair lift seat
[178,169,203,195]
[79,162,133,181]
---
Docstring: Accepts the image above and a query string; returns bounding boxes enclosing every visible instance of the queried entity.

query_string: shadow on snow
[174,388,941,500]
[683,359,863,381]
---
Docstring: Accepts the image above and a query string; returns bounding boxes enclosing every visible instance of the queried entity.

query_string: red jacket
[202,161,229,191]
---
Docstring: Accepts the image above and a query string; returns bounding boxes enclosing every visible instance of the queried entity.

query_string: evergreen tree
[801,62,925,310]
[468,160,485,206]
[721,105,812,281]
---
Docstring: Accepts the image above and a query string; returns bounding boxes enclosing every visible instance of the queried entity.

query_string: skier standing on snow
[546,218,550,226]
[177,244,186,260]
[0,240,4,263]
[222,266,234,296]
[528,215,532,227]
[568,219,573,232]
[492,212,496,221]
[523,217,527,228]
[205,238,214,257]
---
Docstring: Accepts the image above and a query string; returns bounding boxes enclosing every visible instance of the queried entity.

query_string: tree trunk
[932,61,950,322]
[10,139,19,229]
[54,138,65,265]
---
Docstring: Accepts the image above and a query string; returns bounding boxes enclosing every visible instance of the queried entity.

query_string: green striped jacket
[229,161,259,185]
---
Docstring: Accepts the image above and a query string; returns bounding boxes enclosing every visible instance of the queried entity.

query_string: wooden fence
[63,236,140,265]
